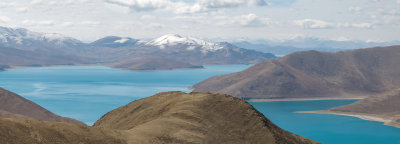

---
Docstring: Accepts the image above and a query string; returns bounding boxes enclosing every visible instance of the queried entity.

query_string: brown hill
[192,45,400,99]
[323,88,400,128]
[94,92,319,144]
[0,118,126,144]
[0,88,83,124]
[0,90,318,143]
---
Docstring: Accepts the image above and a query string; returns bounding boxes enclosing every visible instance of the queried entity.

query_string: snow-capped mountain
[90,36,139,48]
[0,26,84,51]
[147,34,224,52]
[125,34,277,65]
[0,26,92,68]
[0,26,276,71]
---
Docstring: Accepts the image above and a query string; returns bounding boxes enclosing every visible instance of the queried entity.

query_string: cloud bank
[105,0,268,13]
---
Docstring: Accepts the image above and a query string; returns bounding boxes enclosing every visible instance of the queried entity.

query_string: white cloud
[140,15,156,20]
[218,13,271,27]
[173,15,208,24]
[48,1,57,5]
[0,0,397,42]
[23,20,55,26]
[0,2,16,8]
[295,19,374,29]
[62,0,89,5]
[16,7,28,13]
[66,0,89,4]
[147,22,164,29]
[348,6,361,12]
[80,21,101,25]
[338,23,374,29]
[30,0,43,5]
[197,0,267,8]
[0,16,11,23]
[104,0,268,13]
[61,22,74,27]
[174,3,205,14]
[349,23,374,29]
[104,2,131,13]
[332,36,351,41]
[30,0,89,6]
[176,0,268,13]
[294,19,334,29]
[105,0,171,11]
[239,13,270,27]
[378,9,400,16]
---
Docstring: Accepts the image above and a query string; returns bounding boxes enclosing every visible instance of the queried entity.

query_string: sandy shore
[247,97,364,102]
[299,110,400,128]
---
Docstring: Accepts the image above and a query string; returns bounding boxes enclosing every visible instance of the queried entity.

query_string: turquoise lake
[1,65,400,144]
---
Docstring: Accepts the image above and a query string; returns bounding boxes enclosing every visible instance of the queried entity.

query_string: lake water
[1,66,400,144]
[251,100,400,144]
[0,65,249,125]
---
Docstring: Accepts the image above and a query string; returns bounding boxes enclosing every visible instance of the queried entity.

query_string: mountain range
[0,26,276,71]
[233,38,400,56]
[0,88,319,144]
[192,45,400,99]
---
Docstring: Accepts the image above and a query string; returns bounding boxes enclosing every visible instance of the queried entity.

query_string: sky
[0,0,399,42]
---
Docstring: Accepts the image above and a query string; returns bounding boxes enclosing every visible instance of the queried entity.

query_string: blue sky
[0,0,399,42]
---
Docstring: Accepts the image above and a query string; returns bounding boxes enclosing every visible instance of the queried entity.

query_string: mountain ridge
[192,45,400,99]
[0,26,275,71]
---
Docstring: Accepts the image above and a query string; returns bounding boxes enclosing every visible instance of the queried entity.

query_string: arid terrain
[193,46,400,99]
[309,88,400,128]
[0,89,319,144]
[0,88,83,124]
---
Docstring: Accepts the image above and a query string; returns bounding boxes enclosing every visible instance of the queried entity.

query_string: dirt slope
[0,90,319,144]
[0,118,126,144]
[94,92,319,144]
[193,46,400,99]
[0,88,83,124]
[326,88,400,127]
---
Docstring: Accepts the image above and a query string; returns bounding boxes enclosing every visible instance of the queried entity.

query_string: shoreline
[247,97,364,102]
[2,64,104,71]
[299,110,400,128]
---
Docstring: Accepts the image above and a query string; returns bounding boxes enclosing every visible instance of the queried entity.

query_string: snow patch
[0,26,80,46]
[114,38,130,43]
[148,34,225,52]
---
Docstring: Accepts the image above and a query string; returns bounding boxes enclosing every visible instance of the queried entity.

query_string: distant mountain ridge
[233,41,343,56]
[0,26,275,71]
[0,26,84,51]
[233,38,400,56]
[193,45,400,99]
